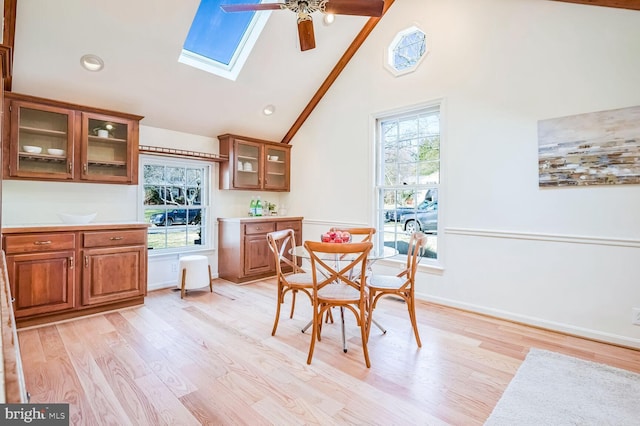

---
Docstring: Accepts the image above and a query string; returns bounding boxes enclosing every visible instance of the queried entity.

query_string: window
[375,103,441,263]
[141,156,210,252]
[385,26,428,76]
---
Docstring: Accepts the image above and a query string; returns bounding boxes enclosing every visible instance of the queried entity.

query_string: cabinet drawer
[83,230,147,248]
[244,222,275,235]
[4,233,75,254]
[276,221,301,232]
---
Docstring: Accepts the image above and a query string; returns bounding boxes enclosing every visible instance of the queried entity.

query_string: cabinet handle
[10,297,15,303]
[83,163,87,173]
[26,391,31,403]
[85,256,89,268]
[68,162,73,173]
[34,240,52,245]
[110,236,123,241]
[69,256,74,269]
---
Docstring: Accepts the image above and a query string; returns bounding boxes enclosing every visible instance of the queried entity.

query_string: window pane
[167,167,185,185]
[143,165,165,185]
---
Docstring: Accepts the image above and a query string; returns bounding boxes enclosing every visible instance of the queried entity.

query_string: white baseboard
[416,292,640,350]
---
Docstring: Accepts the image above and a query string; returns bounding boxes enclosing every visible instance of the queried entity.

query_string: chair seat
[285,272,314,286]
[318,283,362,301]
[368,274,404,290]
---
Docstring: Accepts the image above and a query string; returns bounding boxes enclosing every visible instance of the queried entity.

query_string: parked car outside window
[150,209,201,226]
[384,189,438,222]
[399,201,438,234]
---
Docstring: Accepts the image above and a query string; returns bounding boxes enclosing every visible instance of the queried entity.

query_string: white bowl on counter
[58,212,97,224]
[22,145,42,154]
[47,148,65,156]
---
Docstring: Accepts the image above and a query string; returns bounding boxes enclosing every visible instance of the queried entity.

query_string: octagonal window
[386,26,428,76]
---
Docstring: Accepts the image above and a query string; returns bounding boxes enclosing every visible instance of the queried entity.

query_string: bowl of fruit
[320,231,351,243]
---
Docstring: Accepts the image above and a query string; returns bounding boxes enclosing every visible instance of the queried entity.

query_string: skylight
[179,0,272,81]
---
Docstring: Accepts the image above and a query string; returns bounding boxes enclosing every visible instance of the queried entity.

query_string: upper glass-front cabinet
[3,93,142,185]
[218,134,291,192]
[81,113,134,183]
[264,145,289,191]
[8,101,75,180]
[233,139,262,189]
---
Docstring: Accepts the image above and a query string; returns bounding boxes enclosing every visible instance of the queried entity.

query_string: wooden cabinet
[2,92,143,184]
[4,232,75,318]
[218,217,303,283]
[81,229,147,306]
[1,224,148,327]
[218,134,291,192]
[243,221,276,276]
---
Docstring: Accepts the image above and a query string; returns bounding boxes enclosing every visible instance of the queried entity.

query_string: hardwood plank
[55,322,133,425]
[18,279,640,425]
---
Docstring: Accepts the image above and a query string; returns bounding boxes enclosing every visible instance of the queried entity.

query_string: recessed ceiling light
[80,54,104,72]
[263,105,276,116]
[323,14,335,25]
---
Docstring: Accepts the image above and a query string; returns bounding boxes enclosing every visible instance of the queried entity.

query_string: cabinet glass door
[10,102,74,179]
[234,140,261,188]
[264,145,289,191]
[82,113,131,182]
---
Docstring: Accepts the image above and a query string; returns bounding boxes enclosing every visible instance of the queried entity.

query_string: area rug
[484,348,640,425]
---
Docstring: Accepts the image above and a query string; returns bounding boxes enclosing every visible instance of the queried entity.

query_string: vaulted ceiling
[3,0,638,145]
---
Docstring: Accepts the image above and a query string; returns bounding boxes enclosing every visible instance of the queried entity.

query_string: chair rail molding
[445,227,640,249]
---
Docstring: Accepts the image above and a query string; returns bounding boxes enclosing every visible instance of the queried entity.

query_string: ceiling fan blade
[297,18,316,51]
[220,3,285,13]
[324,0,385,17]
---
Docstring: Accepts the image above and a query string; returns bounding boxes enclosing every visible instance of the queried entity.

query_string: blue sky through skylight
[183,0,260,66]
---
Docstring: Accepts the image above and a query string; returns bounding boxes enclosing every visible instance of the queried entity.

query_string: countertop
[217,216,303,222]
[2,222,150,234]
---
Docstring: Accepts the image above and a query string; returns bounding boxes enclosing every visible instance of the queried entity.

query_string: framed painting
[538,105,640,187]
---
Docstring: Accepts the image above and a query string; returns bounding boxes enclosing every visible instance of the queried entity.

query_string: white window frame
[139,154,212,256]
[385,25,429,77]
[374,100,443,269]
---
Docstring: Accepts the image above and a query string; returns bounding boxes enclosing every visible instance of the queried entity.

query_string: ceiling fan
[220,0,385,51]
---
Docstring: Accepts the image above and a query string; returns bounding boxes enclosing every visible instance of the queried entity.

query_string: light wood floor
[19,278,640,425]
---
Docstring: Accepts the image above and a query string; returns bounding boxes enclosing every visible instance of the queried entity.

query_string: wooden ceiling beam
[551,0,640,11]
[281,0,395,144]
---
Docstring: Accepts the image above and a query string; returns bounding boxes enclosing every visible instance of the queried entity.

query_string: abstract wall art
[538,105,640,187]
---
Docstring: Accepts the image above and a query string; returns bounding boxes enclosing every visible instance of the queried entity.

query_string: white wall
[288,0,640,347]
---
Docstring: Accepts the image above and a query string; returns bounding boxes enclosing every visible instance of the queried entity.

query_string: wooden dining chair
[329,227,376,276]
[267,229,314,336]
[366,232,427,347]
[304,240,373,367]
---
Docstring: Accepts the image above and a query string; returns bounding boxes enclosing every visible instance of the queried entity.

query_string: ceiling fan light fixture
[263,104,276,116]
[80,54,104,72]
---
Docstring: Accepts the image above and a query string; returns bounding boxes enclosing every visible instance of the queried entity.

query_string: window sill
[374,257,444,275]
[148,246,215,259]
